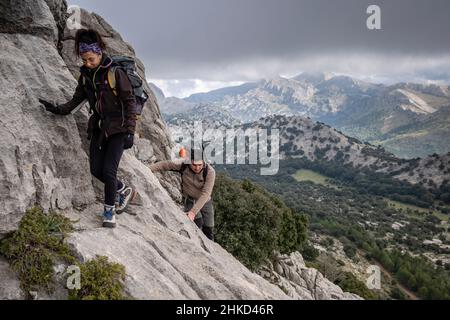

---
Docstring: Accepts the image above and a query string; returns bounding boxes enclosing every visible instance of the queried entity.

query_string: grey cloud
[68,0,450,83]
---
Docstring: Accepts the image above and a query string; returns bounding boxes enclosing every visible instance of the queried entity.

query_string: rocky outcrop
[0,0,359,300]
[0,0,59,42]
[0,257,24,299]
[257,252,362,300]
[62,157,289,299]
[0,16,96,234]
[0,0,285,300]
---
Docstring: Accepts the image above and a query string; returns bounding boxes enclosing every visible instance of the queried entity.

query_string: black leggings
[89,132,125,206]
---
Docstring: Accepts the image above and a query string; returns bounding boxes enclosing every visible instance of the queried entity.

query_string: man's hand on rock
[187,211,196,221]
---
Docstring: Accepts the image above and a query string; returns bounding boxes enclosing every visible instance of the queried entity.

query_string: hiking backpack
[107,55,149,119]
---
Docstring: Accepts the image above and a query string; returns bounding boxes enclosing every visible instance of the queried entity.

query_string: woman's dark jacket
[58,54,137,138]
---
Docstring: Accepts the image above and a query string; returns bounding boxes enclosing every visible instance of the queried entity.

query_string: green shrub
[301,244,319,261]
[0,207,75,297]
[343,244,357,259]
[0,207,128,300]
[68,256,127,300]
[390,287,407,300]
[335,271,378,300]
[213,174,308,270]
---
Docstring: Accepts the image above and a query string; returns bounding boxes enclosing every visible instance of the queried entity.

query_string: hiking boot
[116,185,134,214]
[102,205,117,228]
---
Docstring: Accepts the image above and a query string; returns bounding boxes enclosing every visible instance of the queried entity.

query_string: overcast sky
[67,0,450,97]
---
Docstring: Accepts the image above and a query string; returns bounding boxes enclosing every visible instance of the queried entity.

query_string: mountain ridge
[155,73,450,158]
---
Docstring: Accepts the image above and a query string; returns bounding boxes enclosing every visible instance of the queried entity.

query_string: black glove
[39,99,61,115]
[124,133,134,150]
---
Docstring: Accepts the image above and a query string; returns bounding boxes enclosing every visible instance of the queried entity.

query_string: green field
[292,169,338,188]
[386,199,449,222]
[292,169,448,224]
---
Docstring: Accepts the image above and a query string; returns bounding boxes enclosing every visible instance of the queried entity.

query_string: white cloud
[149,52,450,94]
[150,78,245,98]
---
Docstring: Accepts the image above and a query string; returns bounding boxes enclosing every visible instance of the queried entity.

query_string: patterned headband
[79,42,102,54]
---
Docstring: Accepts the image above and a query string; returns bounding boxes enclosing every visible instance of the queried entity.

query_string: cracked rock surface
[0,0,361,300]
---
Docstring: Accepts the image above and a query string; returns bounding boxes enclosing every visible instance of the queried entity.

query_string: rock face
[0,7,96,235]
[0,0,59,42]
[0,0,284,300]
[64,155,288,299]
[0,257,24,300]
[0,0,359,300]
[258,252,362,300]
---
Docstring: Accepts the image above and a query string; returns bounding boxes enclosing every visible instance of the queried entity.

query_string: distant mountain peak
[293,71,334,84]
[148,82,165,100]
[393,88,437,114]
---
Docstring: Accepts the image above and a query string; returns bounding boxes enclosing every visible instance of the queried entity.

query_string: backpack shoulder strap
[107,66,119,96]
[179,162,188,174]
[203,164,209,180]
[78,73,86,87]
[78,74,93,114]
